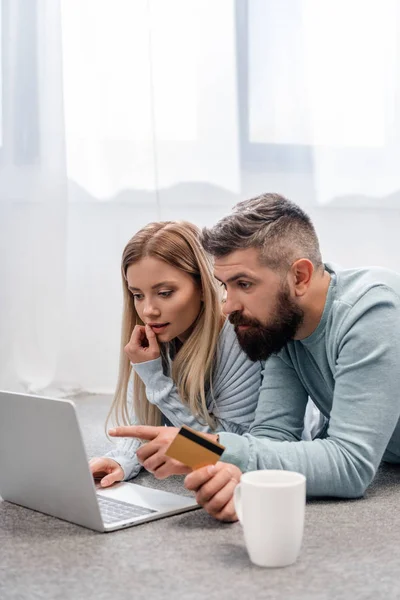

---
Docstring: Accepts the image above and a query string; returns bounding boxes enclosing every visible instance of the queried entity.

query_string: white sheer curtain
[249,0,400,204]
[1,0,400,396]
[0,0,68,393]
[59,0,240,394]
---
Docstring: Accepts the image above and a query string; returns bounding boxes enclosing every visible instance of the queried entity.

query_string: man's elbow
[335,464,375,499]
[340,483,366,499]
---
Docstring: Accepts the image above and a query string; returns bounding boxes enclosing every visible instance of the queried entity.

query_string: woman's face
[126,256,203,343]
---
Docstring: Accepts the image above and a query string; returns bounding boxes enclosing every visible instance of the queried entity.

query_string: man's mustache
[228,311,261,328]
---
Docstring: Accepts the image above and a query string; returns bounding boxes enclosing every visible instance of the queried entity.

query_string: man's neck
[295,269,331,340]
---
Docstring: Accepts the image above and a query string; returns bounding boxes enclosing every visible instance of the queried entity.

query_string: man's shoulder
[329,264,400,311]
[281,265,400,365]
[323,265,400,347]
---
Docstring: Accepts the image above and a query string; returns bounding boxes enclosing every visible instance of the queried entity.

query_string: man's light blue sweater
[219,264,400,498]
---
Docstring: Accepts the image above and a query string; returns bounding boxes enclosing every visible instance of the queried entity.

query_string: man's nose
[222,295,243,316]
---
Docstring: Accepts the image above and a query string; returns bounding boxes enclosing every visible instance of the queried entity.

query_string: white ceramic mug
[233,470,306,568]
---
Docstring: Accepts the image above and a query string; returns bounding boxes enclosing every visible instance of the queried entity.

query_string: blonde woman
[89,221,263,486]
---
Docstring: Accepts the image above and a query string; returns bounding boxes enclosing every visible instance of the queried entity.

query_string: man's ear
[289,259,314,296]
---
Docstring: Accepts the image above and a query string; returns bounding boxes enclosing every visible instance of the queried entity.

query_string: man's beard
[229,286,304,362]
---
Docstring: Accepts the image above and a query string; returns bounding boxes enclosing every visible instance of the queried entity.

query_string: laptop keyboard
[98,495,157,524]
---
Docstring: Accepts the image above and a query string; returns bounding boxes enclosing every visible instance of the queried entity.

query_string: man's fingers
[184,462,242,521]
[195,467,235,505]
[184,465,217,492]
[201,477,238,516]
[212,497,238,522]
[108,425,162,440]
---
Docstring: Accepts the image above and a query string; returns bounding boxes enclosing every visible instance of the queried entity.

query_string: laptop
[0,391,199,532]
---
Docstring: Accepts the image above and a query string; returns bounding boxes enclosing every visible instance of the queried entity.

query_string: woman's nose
[142,301,161,317]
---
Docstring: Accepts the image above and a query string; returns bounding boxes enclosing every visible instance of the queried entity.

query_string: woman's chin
[155,331,174,343]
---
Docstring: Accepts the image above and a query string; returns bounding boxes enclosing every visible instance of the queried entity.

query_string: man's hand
[184,462,242,522]
[108,425,191,479]
[124,324,160,364]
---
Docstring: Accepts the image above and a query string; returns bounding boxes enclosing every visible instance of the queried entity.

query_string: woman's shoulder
[211,318,263,395]
[217,318,236,348]
[216,318,261,370]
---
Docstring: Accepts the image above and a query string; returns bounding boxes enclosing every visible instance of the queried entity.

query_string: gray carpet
[1,394,400,600]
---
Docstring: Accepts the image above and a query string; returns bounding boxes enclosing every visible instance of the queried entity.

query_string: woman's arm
[131,321,263,434]
[104,373,143,480]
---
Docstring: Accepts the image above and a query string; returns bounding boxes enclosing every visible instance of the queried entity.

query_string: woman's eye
[159,290,173,298]
[132,293,143,301]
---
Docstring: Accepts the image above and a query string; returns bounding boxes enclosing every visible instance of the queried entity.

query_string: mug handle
[233,482,243,523]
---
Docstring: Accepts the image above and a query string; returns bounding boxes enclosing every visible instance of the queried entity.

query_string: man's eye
[238,282,252,290]
[159,291,173,298]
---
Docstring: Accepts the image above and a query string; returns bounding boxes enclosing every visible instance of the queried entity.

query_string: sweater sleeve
[104,372,142,481]
[219,287,400,498]
[131,321,262,434]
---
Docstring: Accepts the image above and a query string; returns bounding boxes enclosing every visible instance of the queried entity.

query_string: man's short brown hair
[201,193,323,272]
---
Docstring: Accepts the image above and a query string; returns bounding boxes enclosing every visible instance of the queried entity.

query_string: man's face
[214,248,304,361]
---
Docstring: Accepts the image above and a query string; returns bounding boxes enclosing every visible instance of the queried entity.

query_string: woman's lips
[149,323,170,333]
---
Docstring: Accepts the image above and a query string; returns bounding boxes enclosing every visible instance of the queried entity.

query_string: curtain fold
[0,0,68,394]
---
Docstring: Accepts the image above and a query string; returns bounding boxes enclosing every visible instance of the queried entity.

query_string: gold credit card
[165,425,225,470]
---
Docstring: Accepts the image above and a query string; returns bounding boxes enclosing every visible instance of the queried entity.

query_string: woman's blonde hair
[107,221,223,430]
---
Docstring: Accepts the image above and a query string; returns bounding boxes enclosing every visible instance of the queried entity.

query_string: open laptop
[0,391,199,532]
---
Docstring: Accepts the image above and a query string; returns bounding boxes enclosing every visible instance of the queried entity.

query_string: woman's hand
[109,425,192,479]
[89,457,124,487]
[124,324,161,364]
